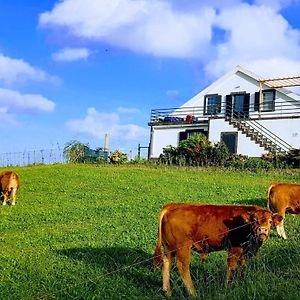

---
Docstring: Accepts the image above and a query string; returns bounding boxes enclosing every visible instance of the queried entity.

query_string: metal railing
[0,147,65,167]
[225,104,293,154]
[149,99,300,124]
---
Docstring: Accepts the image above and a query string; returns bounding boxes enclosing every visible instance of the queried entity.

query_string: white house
[148,66,300,158]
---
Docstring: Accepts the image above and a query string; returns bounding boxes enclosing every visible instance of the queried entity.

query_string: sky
[0,0,300,156]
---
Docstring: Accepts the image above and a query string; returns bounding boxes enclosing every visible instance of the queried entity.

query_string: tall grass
[0,164,299,299]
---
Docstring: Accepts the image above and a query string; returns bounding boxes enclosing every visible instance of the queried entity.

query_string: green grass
[0,164,299,299]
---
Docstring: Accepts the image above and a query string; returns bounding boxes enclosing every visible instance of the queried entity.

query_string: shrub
[210,141,230,166]
[243,157,274,171]
[159,134,230,167]
[109,150,128,164]
[63,140,89,163]
[280,148,300,168]
[178,134,213,166]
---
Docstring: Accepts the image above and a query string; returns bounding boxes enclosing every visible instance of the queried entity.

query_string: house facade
[148,66,300,158]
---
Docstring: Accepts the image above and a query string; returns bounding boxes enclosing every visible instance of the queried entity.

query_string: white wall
[209,119,265,157]
[150,68,300,158]
[150,125,208,158]
[209,118,300,157]
[150,127,180,158]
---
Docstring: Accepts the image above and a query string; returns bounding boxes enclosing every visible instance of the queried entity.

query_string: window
[226,92,250,118]
[234,94,245,113]
[179,129,207,142]
[221,132,238,154]
[254,89,275,112]
[204,94,222,115]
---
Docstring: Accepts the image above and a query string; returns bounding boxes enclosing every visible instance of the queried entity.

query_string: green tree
[63,140,89,163]
[109,150,128,164]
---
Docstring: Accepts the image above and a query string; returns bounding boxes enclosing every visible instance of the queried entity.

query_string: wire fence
[0,147,144,167]
[0,147,65,167]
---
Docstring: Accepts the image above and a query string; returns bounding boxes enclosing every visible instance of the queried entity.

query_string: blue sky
[0,0,300,156]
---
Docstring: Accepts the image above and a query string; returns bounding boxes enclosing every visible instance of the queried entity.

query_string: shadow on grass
[56,246,161,291]
[233,198,267,207]
[262,241,300,271]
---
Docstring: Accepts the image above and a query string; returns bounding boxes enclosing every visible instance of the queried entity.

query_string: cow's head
[242,209,283,242]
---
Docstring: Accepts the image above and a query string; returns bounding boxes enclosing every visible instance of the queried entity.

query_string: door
[221,132,238,154]
[226,93,250,119]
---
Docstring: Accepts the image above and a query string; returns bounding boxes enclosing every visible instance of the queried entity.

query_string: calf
[0,171,20,205]
[267,182,300,239]
[153,203,282,297]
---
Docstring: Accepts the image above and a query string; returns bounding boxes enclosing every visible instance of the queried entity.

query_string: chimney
[104,133,109,152]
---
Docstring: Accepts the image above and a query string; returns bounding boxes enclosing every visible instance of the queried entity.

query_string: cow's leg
[192,243,208,262]
[11,188,17,206]
[2,192,8,205]
[237,255,247,277]
[276,220,287,240]
[276,210,287,239]
[226,247,244,284]
[176,244,196,297]
[162,252,173,297]
[199,253,208,262]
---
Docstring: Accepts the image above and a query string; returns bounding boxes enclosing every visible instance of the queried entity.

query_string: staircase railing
[149,99,299,154]
[225,103,293,154]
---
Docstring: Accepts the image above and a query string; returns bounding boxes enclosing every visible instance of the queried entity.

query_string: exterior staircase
[225,114,292,155]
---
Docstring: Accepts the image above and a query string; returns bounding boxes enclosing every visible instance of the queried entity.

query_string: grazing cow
[153,203,282,297]
[267,182,300,239]
[0,171,20,205]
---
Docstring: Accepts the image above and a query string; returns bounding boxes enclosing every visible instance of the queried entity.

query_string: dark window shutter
[216,95,222,113]
[254,92,260,111]
[179,131,188,142]
[225,95,232,117]
[243,93,250,112]
[203,96,207,115]
[272,89,276,111]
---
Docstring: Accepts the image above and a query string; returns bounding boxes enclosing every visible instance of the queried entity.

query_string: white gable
[181,65,300,108]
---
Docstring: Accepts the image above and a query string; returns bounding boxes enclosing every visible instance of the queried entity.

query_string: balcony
[149,99,300,125]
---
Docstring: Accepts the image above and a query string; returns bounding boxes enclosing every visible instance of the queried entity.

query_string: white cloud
[254,0,299,11]
[0,88,56,114]
[0,53,59,86]
[52,47,91,61]
[66,107,148,141]
[39,0,215,58]
[117,106,140,113]
[0,107,18,127]
[205,3,300,78]
[39,0,300,79]
[166,89,179,98]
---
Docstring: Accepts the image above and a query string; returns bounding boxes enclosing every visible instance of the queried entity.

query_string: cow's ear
[241,212,251,222]
[272,214,283,226]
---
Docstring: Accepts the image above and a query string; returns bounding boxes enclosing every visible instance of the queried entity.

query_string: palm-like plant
[63,140,89,163]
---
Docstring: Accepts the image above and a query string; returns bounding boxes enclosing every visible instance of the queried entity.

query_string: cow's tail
[153,206,168,269]
[267,183,275,210]
[8,172,18,191]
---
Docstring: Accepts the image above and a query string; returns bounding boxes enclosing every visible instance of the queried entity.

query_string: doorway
[221,132,238,154]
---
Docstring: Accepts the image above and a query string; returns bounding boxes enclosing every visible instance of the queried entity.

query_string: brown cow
[0,171,20,206]
[153,203,282,297]
[267,182,300,239]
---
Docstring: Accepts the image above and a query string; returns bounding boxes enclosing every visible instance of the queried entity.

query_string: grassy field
[0,164,300,300]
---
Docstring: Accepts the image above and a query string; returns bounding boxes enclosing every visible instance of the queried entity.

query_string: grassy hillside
[0,164,299,299]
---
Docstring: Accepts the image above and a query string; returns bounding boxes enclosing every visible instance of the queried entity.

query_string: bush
[159,134,230,167]
[243,157,274,171]
[280,148,300,168]
[63,140,89,163]
[109,150,128,164]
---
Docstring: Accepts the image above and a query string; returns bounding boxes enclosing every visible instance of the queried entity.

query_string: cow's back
[268,183,300,214]
[162,204,259,251]
[0,171,19,190]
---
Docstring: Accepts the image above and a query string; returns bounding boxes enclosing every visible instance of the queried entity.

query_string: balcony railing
[149,99,300,124]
